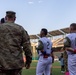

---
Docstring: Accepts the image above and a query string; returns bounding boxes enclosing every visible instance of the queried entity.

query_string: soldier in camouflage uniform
[0,11,32,75]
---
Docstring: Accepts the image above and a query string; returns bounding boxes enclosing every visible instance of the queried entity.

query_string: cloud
[28,1,34,4]
[38,0,43,3]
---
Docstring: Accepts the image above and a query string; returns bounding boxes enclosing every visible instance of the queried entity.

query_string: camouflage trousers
[0,68,22,75]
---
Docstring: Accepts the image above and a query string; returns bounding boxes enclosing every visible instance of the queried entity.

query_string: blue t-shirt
[59,57,64,66]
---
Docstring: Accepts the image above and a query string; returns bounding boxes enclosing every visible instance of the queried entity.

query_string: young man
[64,23,76,75]
[0,11,32,75]
[36,28,53,75]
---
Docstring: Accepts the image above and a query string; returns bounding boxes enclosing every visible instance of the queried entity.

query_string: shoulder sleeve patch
[64,37,71,48]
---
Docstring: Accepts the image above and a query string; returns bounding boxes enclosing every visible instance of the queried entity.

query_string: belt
[45,54,50,56]
[40,54,50,56]
[40,54,51,58]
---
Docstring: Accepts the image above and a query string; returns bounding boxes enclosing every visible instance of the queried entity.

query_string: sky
[0,0,76,35]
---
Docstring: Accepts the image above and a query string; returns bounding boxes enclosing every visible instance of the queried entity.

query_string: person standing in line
[36,28,53,75]
[59,53,65,73]
[0,11,32,75]
[64,23,76,75]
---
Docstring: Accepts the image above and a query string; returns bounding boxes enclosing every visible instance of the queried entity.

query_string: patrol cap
[6,11,16,18]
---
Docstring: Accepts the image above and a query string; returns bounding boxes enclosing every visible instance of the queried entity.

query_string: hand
[42,51,46,55]
[73,49,76,53]
[25,63,30,69]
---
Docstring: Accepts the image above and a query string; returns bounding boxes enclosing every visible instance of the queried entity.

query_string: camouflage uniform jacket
[0,22,32,70]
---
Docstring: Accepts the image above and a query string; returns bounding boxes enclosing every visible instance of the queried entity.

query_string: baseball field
[22,61,65,75]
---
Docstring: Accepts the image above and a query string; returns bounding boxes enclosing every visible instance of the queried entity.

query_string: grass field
[22,61,65,75]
